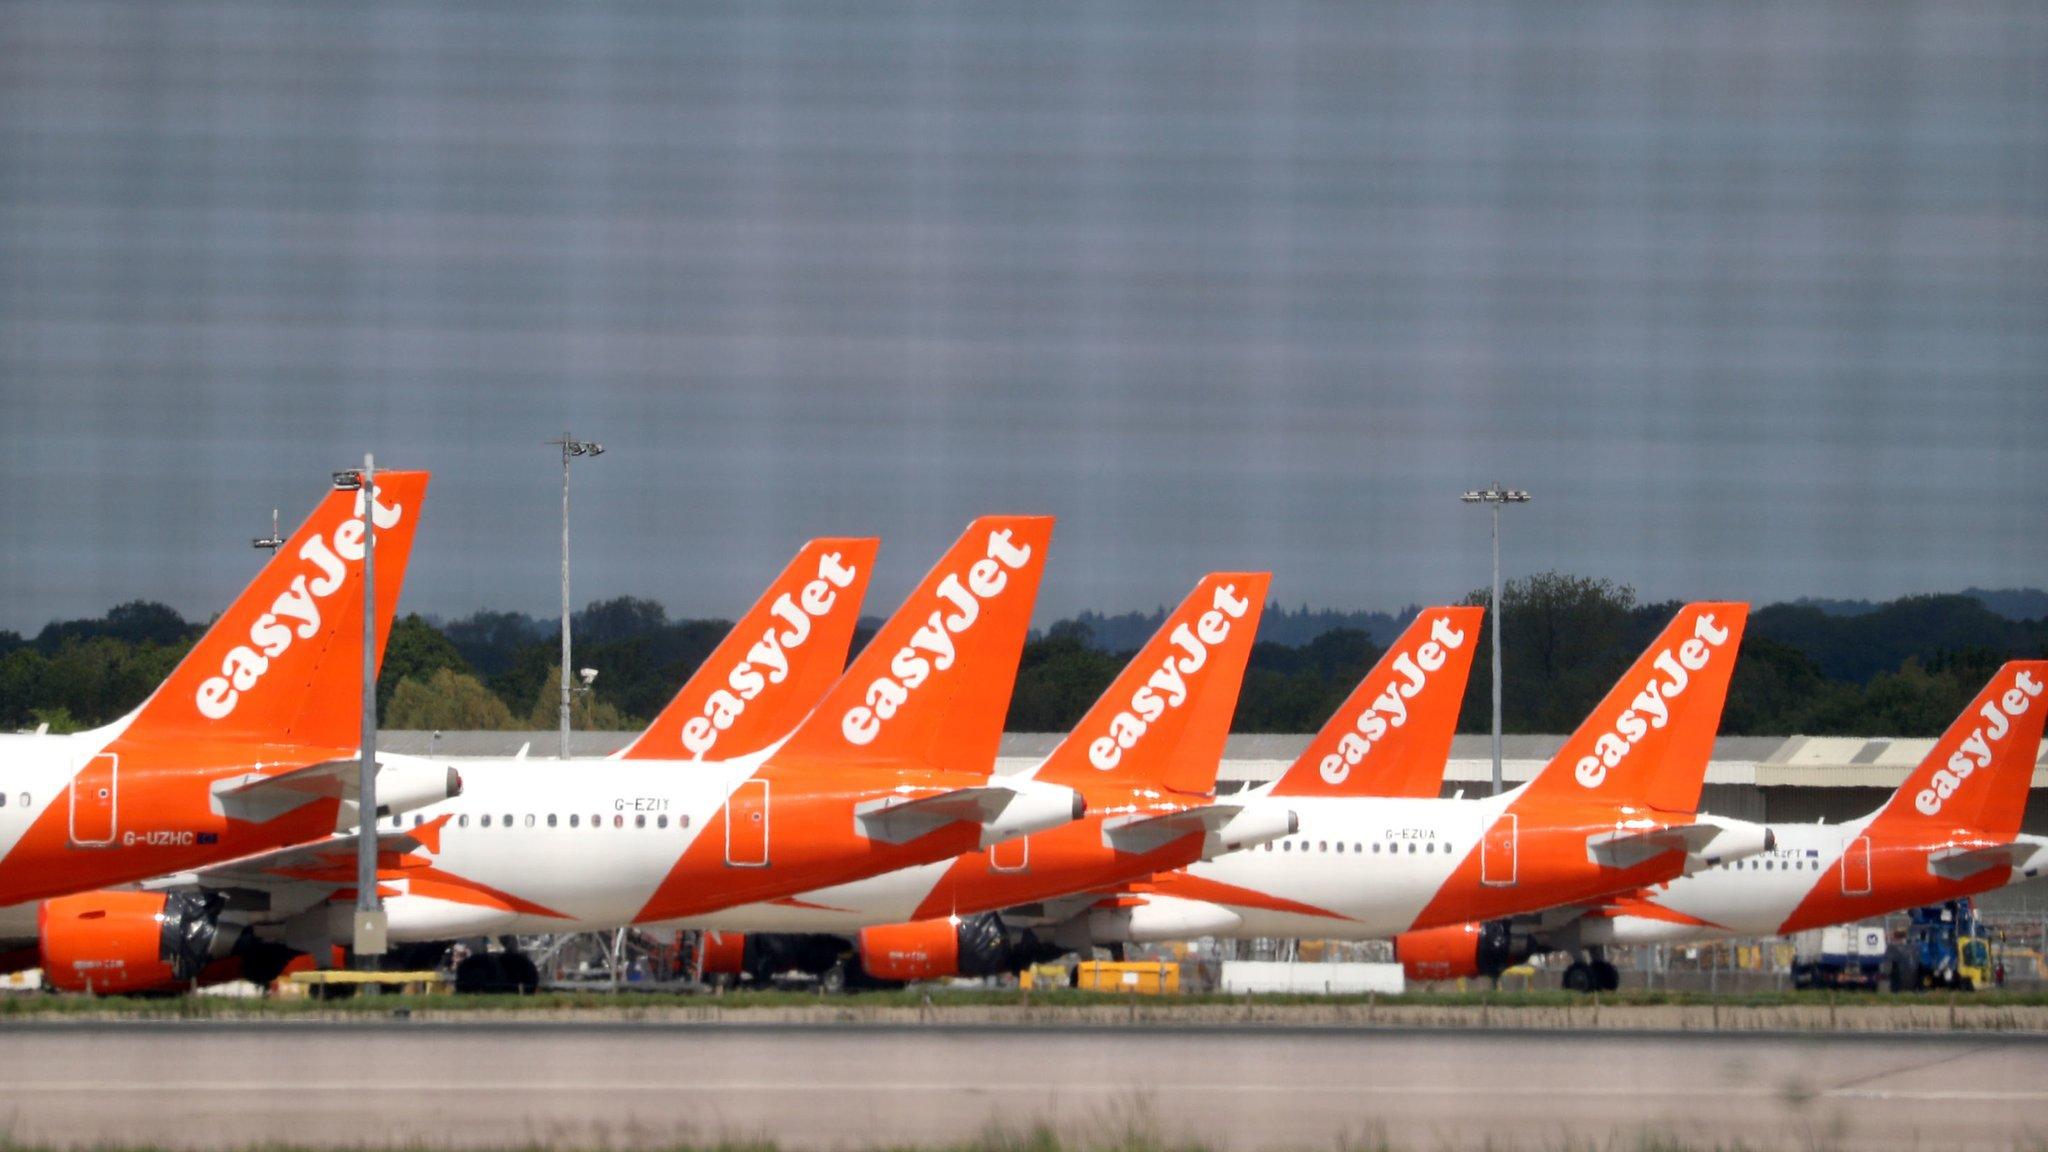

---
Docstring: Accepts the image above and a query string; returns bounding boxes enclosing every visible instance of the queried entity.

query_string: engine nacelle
[699,930,748,977]
[858,914,1015,983]
[979,780,1086,847]
[1394,920,1530,983]
[39,891,238,995]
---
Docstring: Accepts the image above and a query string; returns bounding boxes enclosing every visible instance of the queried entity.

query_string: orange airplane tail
[615,538,880,761]
[1268,605,1482,798]
[1033,572,1270,796]
[1515,602,1748,817]
[775,516,1054,778]
[1868,660,2047,840]
[115,469,430,752]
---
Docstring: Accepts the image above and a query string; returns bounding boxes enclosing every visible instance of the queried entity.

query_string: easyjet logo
[1088,583,1252,771]
[680,551,861,759]
[1320,613,1469,785]
[841,529,1035,746]
[1574,612,1732,789]
[195,488,405,720]
[1915,670,2042,817]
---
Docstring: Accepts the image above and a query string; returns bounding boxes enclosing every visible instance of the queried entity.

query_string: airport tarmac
[0,1022,2042,1151]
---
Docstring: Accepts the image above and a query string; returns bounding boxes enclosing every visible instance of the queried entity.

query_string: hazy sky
[2,2,2043,632]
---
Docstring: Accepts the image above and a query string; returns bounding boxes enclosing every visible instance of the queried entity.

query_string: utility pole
[1461,482,1530,795]
[349,458,386,971]
[547,433,604,759]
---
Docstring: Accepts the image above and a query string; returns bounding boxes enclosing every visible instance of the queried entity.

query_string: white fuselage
[366,756,764,939]
[1107,790,1508,942]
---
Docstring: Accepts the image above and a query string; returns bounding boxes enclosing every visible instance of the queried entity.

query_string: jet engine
[857,913,1011,982]
[39,890,240,995]
[1393,919,1532,983]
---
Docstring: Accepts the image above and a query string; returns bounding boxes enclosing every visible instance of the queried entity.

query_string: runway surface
[0,1022,2043,1150]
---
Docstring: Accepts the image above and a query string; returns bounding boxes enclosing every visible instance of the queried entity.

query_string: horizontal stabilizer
[855,787,1018,845]
[1101,806,1240,855]
[855,781,1083,845]
[210,759,362,824]
[1101,804,1297,859]
[1928,840,2036,881]
[1589,818,1774,872]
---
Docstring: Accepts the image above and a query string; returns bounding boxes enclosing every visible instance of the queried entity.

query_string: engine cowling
[858,913,1015,983]
[1393,920,1528,983]
[39,891,238,995]
[698,931,748,977]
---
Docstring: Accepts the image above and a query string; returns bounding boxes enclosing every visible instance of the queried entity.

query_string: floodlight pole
[1461,482,1531,795]
[548,433,604,759]
[354,456,384,970]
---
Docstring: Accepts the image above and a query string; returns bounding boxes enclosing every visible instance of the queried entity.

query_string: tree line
[2,575,2042,739]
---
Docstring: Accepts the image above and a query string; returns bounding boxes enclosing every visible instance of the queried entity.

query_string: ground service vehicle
[1891,898,2000,991]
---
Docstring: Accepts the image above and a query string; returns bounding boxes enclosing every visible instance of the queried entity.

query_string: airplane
[688,572,1290,988]
[31,533,880,993]
[1074,603,1774,970]
[0,469,460,975]
[34,516,1086,993]
[1395,660,2048,990]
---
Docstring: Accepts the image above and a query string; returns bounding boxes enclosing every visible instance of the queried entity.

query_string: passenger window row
[381,811,689,831]
[1260,837,1454,857]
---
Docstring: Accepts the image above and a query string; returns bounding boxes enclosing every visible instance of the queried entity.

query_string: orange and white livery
[0,470,452,909]
[691,573,1283,983]
[30,532,877,994]
[57,518,1086,990]
[1406,661,2047,988]
[1082,604,1773,946]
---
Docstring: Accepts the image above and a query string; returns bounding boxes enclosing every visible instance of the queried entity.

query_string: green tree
[377,614,473,719]
[385,668,520,730]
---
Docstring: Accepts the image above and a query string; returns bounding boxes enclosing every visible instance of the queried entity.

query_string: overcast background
[1,1,2043,633]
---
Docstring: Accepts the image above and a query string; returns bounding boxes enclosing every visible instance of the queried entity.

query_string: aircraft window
[1354,843,1363,854]
[1407,843,1417,854]
[1764,860,1774,871]
[592,815,602,830]
[657,814,669,829]
[413,814,423,827]
[635,814,647,829]
[1371,843,1381,854]
[503,814,513,828]
[18,793,27,808]
[614,814,625,829]
[0,793,7,807]
[569,814,580,828]
[458,815,469,828]
[547,814,558,828]
[1318,840,1327,853]
[1282,841,1291,852]
[1425,842,1435,854]
[524,814,535,828]
[1335,842,1345,854]
[480,814,492,828]
[679,814,690,828]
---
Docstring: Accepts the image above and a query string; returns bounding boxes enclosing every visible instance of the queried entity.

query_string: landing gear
[1590,959,1620,992]
[453,949,540,994]
[1561,950,1621,993]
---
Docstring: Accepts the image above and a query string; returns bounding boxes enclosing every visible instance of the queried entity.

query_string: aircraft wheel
[500,953,541,995]
[1591,960,1620,992]
[820,959,848,995]
[1561,962,1595,993]
[453,953,503,994]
